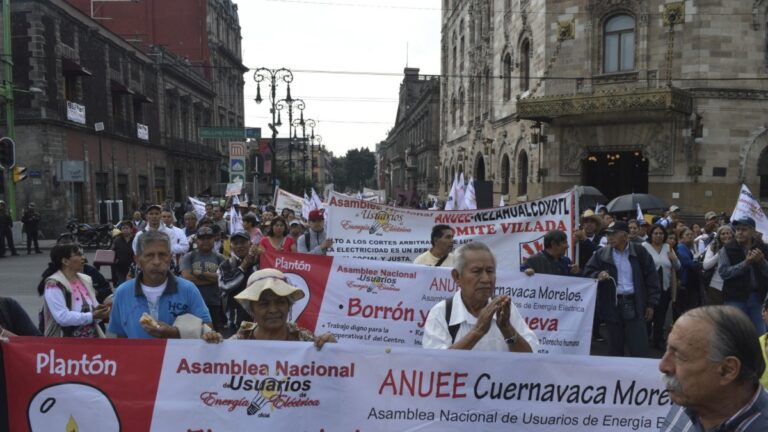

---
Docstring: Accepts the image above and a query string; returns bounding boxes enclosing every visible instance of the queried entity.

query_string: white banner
[325,191,575,268]
[5,338,672,431]
[273,187,305,217]
[732,184,768,237]
[188,196,207,219]
[261,252,596,355]
[66,100,86,124]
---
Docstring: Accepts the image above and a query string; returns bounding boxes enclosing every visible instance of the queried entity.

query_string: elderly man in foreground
[422,241,539,352]
[660,306,768,431]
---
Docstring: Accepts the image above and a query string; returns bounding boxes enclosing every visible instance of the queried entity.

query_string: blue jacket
[584,241,661,322]
[675,244,701,288]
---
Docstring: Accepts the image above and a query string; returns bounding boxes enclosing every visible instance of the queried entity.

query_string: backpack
[444,297,460,344]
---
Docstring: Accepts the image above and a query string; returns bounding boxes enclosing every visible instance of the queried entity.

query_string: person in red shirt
[259,216,296,253]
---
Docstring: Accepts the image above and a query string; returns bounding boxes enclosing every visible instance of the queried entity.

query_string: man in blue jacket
[584,220,661,357]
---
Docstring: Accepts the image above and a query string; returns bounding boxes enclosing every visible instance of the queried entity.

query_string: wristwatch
[504,333,518,346]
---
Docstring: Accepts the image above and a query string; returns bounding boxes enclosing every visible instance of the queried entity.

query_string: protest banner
[731,184,768,237]
[260,251,596,355]
[273,187,305,217]
[225,182,243,197]
[4,337,671,431]
[325,191,574,269]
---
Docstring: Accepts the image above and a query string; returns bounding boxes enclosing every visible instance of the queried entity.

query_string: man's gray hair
[687,306,765,384]
[453,241,496,274]
[136,230,171,256]
[184,211,198,220]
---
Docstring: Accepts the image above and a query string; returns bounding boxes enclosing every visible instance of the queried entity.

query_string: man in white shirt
[162,209,190,270]
[132,204,171,255]
[422,241,539,352]
[414,224,455,267]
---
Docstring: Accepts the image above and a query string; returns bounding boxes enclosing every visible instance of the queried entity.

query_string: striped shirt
[661,387,768,431]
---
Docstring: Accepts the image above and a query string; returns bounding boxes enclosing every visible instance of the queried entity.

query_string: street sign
[198,127,261,139]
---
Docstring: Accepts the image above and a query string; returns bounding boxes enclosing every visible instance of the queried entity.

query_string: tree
[341,148,376,192]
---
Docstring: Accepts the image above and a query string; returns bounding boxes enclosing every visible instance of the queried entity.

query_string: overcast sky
[233,0,442,157]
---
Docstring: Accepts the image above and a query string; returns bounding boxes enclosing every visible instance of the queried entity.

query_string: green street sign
[199,127,261,139]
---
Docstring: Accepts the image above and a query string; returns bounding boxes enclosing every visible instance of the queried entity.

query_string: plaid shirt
[661,387,768,431]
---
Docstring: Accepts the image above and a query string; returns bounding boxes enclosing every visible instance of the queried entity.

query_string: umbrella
[571,186,608,211]
[606,193,667,213]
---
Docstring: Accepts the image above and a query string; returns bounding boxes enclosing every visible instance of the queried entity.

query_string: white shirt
[43,278,96,327]
[422,291,540,352]
[141,281,167,321]
[414,251,454,267]
[166,225,190,256]
[132,224,172,254]
[703,247,725,290]
[641,242,680,291]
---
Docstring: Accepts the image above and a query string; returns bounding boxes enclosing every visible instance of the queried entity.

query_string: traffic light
[0,137,14,169]
[12,166,27,183]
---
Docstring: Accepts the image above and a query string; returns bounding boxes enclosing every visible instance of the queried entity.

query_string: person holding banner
[522,230,580,276]
[414,224,455,267]
[204,269,336,349]
[584,221,660,357]
[422,242,538,353]
[660,306,768,431]
[719,216,768,334]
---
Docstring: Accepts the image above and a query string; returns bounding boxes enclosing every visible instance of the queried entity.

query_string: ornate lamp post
[276,97,304,191]
[292,116,315,186]
[253,67,293,193]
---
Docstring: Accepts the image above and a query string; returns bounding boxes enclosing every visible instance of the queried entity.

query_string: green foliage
[332,148,376,192]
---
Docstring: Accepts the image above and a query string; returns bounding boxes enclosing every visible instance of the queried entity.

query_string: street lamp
[292,116,315,186]
[253,67,293,193]
[276,97,304,192]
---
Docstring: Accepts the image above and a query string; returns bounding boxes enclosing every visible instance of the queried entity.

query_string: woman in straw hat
[203,269,336,349]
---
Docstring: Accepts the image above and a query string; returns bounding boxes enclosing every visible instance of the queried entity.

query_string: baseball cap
[732,217,756,229]
[230,231,250,241]
[605,221,629,234]
[704,211,718,221]
[146,204,163,212]
[308,209,325,221]
[669,205,681,213]
[196,226,215,237]
[289,219,302,227]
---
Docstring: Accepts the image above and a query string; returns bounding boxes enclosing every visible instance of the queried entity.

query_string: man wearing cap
[218,231,263,332]
[132,204,171,255]
[288,219,304,244]
[298,209,332,255]
[0,200,17,257]
[696,211,720,252]
[109,230,212,339]
[181,226,227,330]
[719,216,768,333]
[414,224,455,267]
[584,220,661,357]
[574,210,604,269]
[21,203,42,254]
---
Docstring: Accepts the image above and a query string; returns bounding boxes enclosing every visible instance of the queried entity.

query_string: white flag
[731,184,768,237]
[499,195,506,207]
[462,177,477,210]
[636,203,644,222]
[188,197,206,220]
[229,195,243,234]
[456,172,466,209]
[302,192,311,221]
[444,173,458,211]
[311,188,324,210]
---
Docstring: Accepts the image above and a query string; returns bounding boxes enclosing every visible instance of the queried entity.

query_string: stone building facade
[379,68,441,202]
[440,0,768,215]
[0,0,219,235]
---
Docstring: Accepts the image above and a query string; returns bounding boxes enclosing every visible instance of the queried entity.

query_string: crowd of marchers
[1,200,768,431]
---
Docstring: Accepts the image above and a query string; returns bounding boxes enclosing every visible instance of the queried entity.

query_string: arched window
[451,95,457,127]
[501,154,510,195]
[520,39,531,92]
[503,53,512,101]
[459,87,465,125]
[604,15,635,73]
[517,151,528,196]
[760,147,768,199]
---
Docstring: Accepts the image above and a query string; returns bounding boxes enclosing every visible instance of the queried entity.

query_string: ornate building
[440,0,768,214]
[380,68,440,202]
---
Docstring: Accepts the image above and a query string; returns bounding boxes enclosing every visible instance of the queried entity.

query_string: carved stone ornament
[559,122,675,176]
[663,3,685,26]
[558,21,575,41]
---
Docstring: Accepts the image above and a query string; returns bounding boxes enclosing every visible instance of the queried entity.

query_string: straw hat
[235,269,305,313]
[580,209,603,231]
